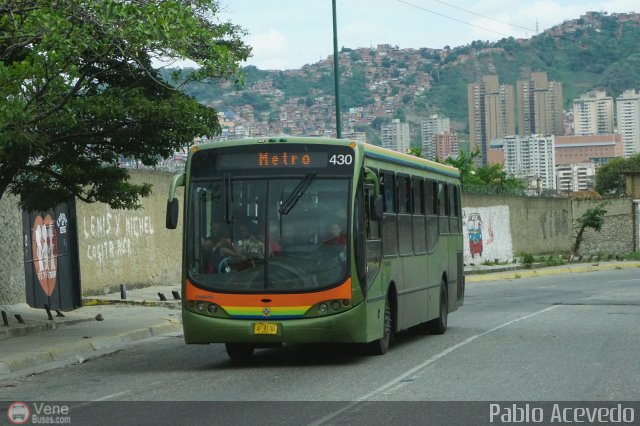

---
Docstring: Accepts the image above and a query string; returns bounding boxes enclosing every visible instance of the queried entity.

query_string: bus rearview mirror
[166,198,179,229]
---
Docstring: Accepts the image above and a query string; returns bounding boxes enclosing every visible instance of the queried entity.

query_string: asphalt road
[3,268,640,424]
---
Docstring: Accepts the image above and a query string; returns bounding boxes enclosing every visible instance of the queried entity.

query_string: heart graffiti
[31,215,58,297]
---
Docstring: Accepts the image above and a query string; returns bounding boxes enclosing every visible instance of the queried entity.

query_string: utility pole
[332,0,342,138]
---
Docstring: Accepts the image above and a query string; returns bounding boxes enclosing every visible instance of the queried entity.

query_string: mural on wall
[82,211,155,266]
[31,214,58,296]
[462,206,513,264]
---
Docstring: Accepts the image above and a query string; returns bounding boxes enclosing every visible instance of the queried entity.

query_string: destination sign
[217,151,332,170]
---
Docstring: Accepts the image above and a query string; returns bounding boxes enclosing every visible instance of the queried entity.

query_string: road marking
[91,391,130,401]
[606,279,640,283]
[309,305,558,426]
[69,391,131,412]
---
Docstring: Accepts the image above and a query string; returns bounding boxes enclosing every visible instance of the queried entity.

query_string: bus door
[363,183,382,295]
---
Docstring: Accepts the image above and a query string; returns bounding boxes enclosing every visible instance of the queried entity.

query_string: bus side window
[438,182,449,235]
[412,177,426,254]
[425,179,438,252]
[449,185,459,234]
[380,172,395,213]
[398,175,412,255]
[380,171,398,256]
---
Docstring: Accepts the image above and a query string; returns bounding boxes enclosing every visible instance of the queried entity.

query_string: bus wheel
[426,281,448,335]
[368,295,393,355]
[225,343,254,359]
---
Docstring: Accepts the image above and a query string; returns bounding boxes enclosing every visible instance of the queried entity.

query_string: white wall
[462,206,513,264]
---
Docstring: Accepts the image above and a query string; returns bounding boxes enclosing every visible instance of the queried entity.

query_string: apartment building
[503,134,556,190]
[554,134,623,165]
[517,72,564,137]
[556,163,596,192]
[616,89,640,158]
[467,75,515,165]
[421,114,450,160]
[572,91,614,135]
[434,132,458,161]
[381,119,410,153]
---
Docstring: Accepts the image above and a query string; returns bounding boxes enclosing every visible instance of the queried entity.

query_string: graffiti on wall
[32,215,58,296]
[462,206,513,264]
[82,212,154,266]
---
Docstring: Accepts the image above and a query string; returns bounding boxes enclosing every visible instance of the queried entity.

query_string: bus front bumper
[183,301,369,345]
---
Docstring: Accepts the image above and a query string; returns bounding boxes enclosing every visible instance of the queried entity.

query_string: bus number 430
[329,154,353,165]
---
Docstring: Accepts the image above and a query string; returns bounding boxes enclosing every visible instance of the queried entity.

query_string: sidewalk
[0,285,182,380]
[1,261,639,380]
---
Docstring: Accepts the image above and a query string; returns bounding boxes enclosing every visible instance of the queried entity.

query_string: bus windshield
[187,177,350,293]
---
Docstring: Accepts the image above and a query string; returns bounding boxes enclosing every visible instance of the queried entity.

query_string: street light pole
[332,0,342,138]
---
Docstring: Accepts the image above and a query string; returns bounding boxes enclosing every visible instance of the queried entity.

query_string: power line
[396,0,518,39]
[427,0,537,33]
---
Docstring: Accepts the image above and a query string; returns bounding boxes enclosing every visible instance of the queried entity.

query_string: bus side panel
[400,254,429,330]
[448,235,463,313]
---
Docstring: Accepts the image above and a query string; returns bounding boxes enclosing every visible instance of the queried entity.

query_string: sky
[216,0,639,70]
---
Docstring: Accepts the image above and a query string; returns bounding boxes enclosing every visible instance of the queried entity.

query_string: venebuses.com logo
[6,402,30,425]
[6,401,71,424]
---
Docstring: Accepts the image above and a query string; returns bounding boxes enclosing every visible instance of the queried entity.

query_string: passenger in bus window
[324,223,347,245]
[234,220,264,258]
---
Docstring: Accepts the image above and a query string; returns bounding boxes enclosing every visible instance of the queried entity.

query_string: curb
[82,298,181,309]
[466,261,640,283]
[0,319,182,377]
[0,317,95,341]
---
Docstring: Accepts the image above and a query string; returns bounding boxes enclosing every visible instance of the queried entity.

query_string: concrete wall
[461,194,635,263]
[0,173,636,304]
[571,198,634,256]
[0,193,26,305]
[462,194,573,262]
[76,170,184,295]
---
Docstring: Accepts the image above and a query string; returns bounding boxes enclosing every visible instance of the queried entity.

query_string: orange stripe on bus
[185,278,352,307]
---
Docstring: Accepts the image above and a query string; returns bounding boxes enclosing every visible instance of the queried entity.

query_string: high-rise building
[381,119,410,153]
[616,89,640,158]
[573,91,614,135]
[434,132,458,161]
[503,134,556,190]
[467,75,515,165]
[421,115,450,160]
[517,72,564,137]
[555,163,596,192]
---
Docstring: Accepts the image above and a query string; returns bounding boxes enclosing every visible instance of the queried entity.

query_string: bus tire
[368,295,393,355]
[426,281,448,335]
[225,343,254,359]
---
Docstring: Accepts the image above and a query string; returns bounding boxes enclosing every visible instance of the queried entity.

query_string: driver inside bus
[324,223,347,245]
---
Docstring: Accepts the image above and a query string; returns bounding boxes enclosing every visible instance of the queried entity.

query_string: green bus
[166,136,464,359]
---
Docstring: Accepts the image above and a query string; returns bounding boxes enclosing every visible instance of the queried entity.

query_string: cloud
[246,29,289,69]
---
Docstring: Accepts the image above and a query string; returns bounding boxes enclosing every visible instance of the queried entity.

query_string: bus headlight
[318,303,329,314]
[331,301,342,311]
[207,304,218,314]
[196,302,206,312]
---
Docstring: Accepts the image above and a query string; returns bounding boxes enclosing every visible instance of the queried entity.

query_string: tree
[1,0,250,211]
[595,154,640,196]
[443,149,479,185]
[573,203,608,254]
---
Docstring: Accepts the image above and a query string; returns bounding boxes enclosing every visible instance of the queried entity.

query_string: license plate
[254,322,278,335]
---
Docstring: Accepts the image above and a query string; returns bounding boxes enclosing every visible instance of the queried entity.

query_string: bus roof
[191,136,460,178]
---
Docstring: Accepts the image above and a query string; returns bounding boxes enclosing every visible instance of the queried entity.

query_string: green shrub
[520,253,535,265]
[625,251,640,261]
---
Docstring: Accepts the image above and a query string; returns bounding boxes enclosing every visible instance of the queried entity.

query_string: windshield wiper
[279,172,316,215]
